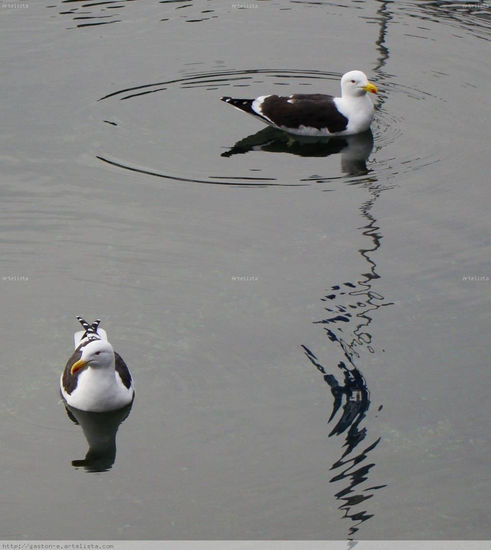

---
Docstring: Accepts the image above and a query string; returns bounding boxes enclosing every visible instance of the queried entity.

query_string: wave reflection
[51,0,133,28]
[302,179,392,538]
[64,402,133,472]
[221,127,374,177]
[404,0,491,39]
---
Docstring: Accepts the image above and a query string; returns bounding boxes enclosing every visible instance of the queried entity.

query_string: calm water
[1,0,490,541]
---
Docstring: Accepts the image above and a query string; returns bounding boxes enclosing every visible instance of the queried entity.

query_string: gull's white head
[71,339,115,374]
[341,70,378,98]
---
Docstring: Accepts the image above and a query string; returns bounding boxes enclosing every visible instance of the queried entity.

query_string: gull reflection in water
[64,403,133,473]
[221,127,374,176]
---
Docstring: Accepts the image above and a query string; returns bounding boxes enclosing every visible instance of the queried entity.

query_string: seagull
[60,317,134,412]
[221,70,378,137]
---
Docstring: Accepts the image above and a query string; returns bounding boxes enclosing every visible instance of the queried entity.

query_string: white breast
[334,95,375,135]
[61,367,133,412]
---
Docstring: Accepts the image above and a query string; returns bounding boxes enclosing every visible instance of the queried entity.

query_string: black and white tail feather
[74,316,108,348]
[220,97,270,126]
[221,97,256,115]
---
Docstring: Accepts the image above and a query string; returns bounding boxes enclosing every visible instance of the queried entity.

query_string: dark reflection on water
[97,125,372,184]
[407,0,491,37]
[158,0,218,24]
[51,0,135,28]
[64,403,133,472]
[302,179,393,538]
[49,0,221,28]
[50,0,490,37]
[299,6,395,536]
[221,127,374,177]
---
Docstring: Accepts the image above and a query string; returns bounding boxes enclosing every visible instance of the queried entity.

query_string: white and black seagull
[60,317,134,412]
[221,70,378,137]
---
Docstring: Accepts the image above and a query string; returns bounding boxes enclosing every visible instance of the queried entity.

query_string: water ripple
[97,68,437,186]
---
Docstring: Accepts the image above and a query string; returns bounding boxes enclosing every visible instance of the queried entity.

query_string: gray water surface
[0,0,490,541]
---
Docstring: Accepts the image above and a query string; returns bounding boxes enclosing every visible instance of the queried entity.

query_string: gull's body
[60,317,134,413]
[221,70,378,137]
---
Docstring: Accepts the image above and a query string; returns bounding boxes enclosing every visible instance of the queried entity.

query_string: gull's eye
[350,79,356,84]
[94,351,101,355]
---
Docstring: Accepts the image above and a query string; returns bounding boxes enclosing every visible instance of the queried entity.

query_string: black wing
[62,347,83,395]
[115,352,133,390]
[61,338,99,395]
[258,94,348,133]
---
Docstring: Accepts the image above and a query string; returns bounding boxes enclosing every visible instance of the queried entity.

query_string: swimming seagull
[60,317,134,412]
[221,70,378,137]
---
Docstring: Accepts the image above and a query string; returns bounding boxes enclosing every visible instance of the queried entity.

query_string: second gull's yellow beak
[71,359,88,375]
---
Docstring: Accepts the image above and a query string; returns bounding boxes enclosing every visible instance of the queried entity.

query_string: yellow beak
[363,82,378,94]
[71,359,88,375]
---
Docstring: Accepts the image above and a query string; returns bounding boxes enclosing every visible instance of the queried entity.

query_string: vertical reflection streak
[302,0,394,510]
[303,182,391,537]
